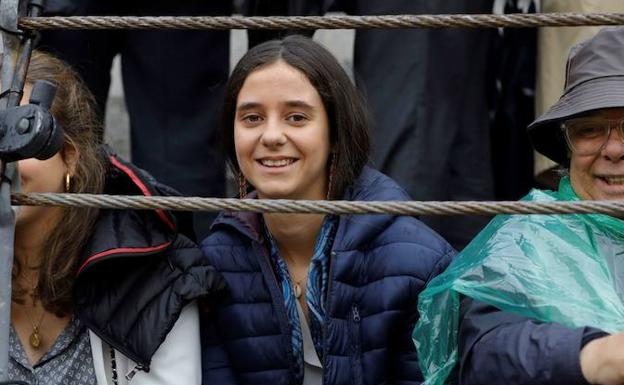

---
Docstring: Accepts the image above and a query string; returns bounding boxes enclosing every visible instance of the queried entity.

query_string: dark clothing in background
[38,0,231,239]
[489,1,537,201]
[243,0,321,46]
[42,0,537,249]
[328,0,496,249]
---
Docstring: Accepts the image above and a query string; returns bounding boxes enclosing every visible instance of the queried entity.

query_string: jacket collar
[107,155,176,230]
[211,190,265,244]
[211,167,412,251]
[77,153,182,275]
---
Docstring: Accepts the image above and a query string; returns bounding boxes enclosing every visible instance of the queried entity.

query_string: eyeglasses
[561,117,624,156]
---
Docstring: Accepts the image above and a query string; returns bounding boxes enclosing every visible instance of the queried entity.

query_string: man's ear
[62,138,79,175]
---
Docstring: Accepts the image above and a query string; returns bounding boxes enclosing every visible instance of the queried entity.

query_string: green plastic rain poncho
[414,176,624,385]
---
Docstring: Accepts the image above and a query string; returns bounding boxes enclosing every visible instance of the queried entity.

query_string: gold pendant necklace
[29,325,42,349]
[22,279,45,350]
[24,306,45,349]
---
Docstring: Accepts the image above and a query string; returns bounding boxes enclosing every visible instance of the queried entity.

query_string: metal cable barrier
[17,12,624,30]
[8,11,624,217]
[10,192,624,216]
[1,7,624,384]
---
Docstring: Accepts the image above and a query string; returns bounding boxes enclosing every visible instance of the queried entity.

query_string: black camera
[0,80,64,162]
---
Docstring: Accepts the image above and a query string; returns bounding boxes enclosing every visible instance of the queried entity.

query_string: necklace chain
[291,274,306,286]
[19,273,46,349]
[290,272,308,299]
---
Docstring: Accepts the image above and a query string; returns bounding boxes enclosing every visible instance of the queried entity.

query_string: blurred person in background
[38,0,232,238]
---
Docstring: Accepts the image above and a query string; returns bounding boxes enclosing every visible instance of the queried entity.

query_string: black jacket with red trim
[73,153,226,370]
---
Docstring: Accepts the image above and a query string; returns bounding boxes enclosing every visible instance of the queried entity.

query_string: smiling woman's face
[233,59,331,200]
[570,107,624,200]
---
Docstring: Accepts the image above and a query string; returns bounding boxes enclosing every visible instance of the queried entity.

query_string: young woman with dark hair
[8,51,225,385]
[200,35,454,385]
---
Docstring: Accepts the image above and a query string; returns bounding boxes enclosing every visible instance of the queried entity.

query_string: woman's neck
[263,213,325,268]
[14,212,59,270]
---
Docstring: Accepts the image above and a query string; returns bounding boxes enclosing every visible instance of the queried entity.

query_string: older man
[415,27,624,385]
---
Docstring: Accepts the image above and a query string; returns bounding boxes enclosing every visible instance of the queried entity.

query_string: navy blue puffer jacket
[200,167,455,385]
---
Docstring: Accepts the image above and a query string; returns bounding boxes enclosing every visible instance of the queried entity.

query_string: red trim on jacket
[77,241,173,274]
[109,156,176,231]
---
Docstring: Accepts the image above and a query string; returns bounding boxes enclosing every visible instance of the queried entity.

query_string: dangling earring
[64,173,72,193]
[238,172,248,199]
[327,153,337,200]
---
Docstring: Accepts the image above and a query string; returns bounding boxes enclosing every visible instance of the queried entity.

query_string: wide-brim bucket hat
[528,27,624,165]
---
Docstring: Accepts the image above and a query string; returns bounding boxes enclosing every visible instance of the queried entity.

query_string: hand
[580,332,624,385]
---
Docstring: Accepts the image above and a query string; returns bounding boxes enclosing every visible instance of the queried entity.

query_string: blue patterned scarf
[264,215,336,384]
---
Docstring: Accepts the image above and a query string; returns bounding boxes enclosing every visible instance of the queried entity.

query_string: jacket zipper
[321,250,337,385]
[92,329,150,372]
[125,364,147,382]
[254,242,298,381]
[351,305,363,385]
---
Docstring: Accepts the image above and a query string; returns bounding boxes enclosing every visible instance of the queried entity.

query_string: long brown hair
[221,35,371,199]
[12,51,106,316]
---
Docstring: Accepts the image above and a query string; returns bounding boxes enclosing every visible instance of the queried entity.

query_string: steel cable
[10,192,624,216]
[12,12,624,217]
[18,13,624,31]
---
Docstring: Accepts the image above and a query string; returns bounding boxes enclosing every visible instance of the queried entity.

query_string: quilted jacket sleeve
[458,298,608,385]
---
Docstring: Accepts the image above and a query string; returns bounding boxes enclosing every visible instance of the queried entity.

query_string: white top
[90,303,201,385]
[296,301,323,385]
